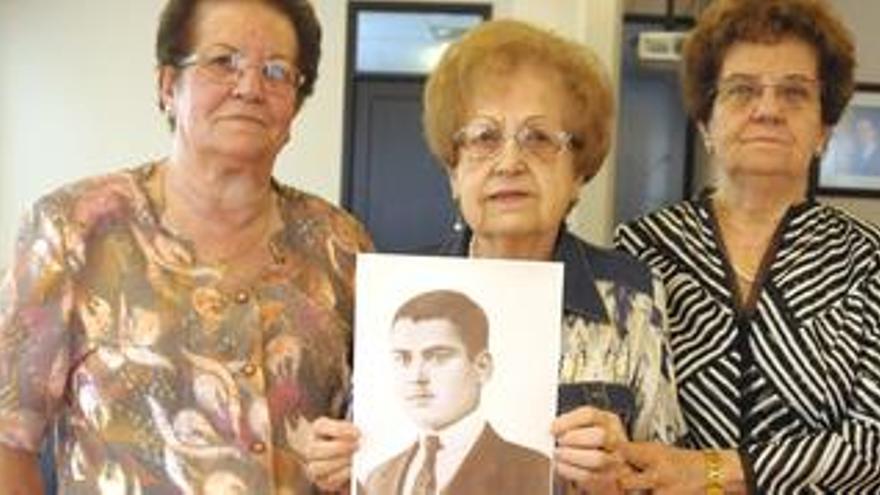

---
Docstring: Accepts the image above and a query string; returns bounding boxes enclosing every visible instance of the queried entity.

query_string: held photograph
[351,253,563,495]
[816,84,880,196]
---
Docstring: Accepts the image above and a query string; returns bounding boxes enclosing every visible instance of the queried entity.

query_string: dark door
[342,4,490,252]
[347,78,454,252]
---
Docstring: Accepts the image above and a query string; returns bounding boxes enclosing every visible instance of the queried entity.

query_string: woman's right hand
[305,417,360,493]
[551,405,630,494]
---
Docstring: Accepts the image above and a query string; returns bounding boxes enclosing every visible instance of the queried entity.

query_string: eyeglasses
[453,117,581,163]
[714,75,821,112]
[177,45,304,95]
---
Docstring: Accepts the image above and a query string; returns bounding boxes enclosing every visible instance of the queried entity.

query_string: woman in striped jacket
[615,0,880,493]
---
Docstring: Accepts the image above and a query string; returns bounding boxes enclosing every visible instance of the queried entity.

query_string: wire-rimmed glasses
[713,75,821,112]
[453,116,582,163]
[177,45,303,95]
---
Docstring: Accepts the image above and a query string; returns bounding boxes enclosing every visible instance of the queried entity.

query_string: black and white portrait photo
[352,254,563,495]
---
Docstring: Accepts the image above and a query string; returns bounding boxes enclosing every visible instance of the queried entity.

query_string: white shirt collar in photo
[402,410,486,494]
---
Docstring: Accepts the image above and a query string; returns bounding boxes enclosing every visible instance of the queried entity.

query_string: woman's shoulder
[273,181,373,251]
[561,230,656,295]
[28,163,155,227]
[806,202,880,246]
[613,199,706,263]
[617,199,703,237]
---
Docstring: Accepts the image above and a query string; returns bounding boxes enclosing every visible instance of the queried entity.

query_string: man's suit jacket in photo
[362,423,550,495]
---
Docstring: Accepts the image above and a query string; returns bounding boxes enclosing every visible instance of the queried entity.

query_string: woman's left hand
[551,405,630,494]
[304,417,360,493]
[619,443,736,495]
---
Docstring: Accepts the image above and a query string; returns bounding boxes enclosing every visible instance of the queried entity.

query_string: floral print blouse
[0,163,372,494]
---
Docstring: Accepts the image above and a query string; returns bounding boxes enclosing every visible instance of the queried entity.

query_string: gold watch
[704,450,724,495]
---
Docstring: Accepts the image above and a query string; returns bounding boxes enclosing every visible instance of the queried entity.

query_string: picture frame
[815,83,880,197]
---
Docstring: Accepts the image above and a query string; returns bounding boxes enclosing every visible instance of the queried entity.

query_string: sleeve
[613,222,653,268]
[743,273,880,493]
[629,276,688,445]
[0,198,76,452]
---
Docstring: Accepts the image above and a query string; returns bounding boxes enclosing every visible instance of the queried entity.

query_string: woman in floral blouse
[0,0,371,493]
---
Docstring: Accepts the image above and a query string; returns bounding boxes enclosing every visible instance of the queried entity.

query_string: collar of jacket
[433,225,610,323]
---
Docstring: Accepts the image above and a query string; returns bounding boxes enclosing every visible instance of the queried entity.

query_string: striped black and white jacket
[616,195,880,494]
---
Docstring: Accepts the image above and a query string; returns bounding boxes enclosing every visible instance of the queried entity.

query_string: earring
[452,198,465,233]
[698,124,714,155]
[703,136,715,155]
[159,98,175,120]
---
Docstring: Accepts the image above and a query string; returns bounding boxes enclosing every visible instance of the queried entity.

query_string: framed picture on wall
[816,83,880,197]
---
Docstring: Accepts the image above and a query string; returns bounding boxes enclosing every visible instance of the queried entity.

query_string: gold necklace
[210,203,275,269]
[731,263,756,283]
[713,198,770,286]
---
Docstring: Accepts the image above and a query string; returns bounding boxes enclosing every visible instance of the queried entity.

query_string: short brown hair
[393,290,488,358]
[682,0,855,126]
[423,19,614,181]
[156,0,321,107]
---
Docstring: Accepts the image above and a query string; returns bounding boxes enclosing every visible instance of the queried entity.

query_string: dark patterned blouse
[616,195,880,493]
[0,163,372,494]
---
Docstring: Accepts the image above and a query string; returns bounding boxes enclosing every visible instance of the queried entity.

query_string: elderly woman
[306,19,684,494]
[0,0,371,493]
[615,0,880,493]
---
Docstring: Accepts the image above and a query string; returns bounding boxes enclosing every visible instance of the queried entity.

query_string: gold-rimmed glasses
[177,45,303,95]
[453,117,582,163]
[713,75,821,112]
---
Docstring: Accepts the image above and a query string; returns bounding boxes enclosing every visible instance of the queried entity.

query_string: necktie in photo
[411,435,441,495]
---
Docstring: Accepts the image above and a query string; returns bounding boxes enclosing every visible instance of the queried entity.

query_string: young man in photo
[362,290,550,495]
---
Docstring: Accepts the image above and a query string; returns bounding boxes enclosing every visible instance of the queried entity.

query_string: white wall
[1,1,169,264]
[0,0,621,269]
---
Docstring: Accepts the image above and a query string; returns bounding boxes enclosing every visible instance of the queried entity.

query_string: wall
[1,1,168,264]
[0,0,622,269]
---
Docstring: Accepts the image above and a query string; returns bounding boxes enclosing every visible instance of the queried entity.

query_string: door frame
[621,13,697,198]
[340,1,492,209]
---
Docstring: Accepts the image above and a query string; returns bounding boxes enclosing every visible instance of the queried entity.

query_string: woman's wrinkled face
[705,37,829,182]
[159,0,300,162]
[449,64,583,243]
